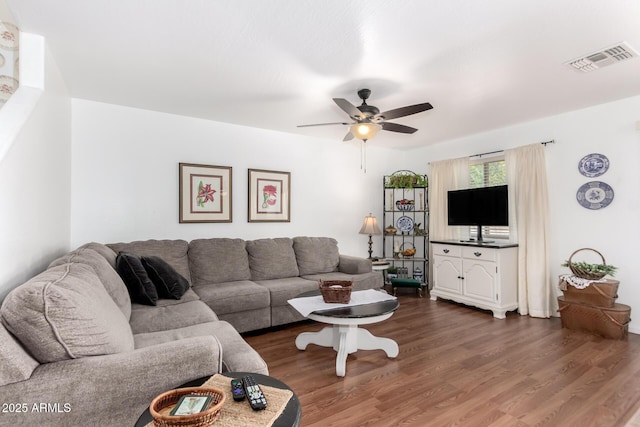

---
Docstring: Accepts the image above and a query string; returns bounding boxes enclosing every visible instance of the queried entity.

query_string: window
[468,157,509,240]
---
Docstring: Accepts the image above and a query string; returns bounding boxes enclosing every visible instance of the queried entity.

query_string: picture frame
[169,394,212,416]
[179,163,232,223]
[248,169,291,222]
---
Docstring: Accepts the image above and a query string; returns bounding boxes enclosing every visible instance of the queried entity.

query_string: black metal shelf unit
[382,171,429,288]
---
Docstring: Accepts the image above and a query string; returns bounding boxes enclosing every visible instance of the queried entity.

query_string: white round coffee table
[294,291,399,377]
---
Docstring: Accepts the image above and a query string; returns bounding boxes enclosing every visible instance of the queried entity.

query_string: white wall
[70,99,406,257]
[68,85,640,334]
[405,95,640,332]
[0,45,71,300]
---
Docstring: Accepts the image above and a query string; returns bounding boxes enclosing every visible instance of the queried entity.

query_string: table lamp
[359,213,382,259]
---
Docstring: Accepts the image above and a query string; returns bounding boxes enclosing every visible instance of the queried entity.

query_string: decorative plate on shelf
[578,153,609,178]
[396,215,414,233]
[576,181,614,210]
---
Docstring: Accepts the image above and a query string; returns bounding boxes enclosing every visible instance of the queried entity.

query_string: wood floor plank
[244,294,640,426]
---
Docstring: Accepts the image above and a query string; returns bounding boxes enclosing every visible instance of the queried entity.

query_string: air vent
[565,42,638,73]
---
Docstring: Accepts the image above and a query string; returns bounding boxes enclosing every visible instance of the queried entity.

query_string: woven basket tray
[150,386,225,427]
[319,280,352,303]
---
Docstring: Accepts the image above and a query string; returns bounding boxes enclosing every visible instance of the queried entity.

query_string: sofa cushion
[142,256,189,299]
[133,321,268,374]
[0,323,39,386]
[189,238,251,285]
[255,277,319,306]
[49,247,132,320]
[116,252,158,306]
[217,308,271,334]
[293,236,339,275]
[192,280,270,315]
[128,300,218,334]
[0,263,134,363]
[152,288,201,307]
[339,254,372,274]
[246,238,299,280]
[108,239,192,284]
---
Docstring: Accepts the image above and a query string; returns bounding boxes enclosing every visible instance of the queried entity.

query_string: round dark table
[134,372,301,427]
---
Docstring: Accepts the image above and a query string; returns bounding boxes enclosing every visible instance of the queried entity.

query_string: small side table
[372,260,390,287]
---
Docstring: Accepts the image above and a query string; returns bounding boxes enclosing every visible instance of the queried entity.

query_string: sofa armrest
[338,255,372,274]
[0,336,222,427]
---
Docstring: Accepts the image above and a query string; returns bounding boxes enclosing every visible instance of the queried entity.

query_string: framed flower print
[248,169,290,222]
[179,163,232,223]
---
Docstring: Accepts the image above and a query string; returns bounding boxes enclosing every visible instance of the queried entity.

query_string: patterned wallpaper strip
[0,21,19,107]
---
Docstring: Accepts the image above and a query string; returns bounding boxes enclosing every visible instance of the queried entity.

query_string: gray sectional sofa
[0,236,380,427]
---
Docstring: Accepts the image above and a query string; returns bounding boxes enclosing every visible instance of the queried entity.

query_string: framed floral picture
[179,163,232,223]
[248,169,290,222]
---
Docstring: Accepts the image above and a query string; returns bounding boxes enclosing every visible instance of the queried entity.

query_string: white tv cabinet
[430,240,518,319]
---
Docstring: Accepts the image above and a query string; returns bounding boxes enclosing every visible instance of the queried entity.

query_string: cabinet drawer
[432,244,461,257]
[462,246,497,262]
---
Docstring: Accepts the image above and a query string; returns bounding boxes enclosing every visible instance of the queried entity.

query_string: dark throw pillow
[141,256,190,300]
[115,252,158,306]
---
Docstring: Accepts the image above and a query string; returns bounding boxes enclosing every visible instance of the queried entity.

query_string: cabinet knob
[457,276,464,280]
[474,251,482,257]
[443,249,450,254]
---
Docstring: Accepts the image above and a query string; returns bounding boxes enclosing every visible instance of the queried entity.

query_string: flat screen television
[447,185,509,242]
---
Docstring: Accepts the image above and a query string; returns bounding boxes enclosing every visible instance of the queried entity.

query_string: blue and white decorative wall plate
[396,215,414,233]
[576,181,614,210]
[578,153,609,177]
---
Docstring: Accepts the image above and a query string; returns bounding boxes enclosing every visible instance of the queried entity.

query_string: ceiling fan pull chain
[361,139,367,173]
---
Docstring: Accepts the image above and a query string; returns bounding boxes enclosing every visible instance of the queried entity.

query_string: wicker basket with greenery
[562,248,617,280]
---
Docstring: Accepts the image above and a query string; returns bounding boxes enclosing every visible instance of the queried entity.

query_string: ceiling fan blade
[343,131,354,141]
[333,98,364,120]
[377,102,433,121]
[297,122,351,128]
[381,122,418,134]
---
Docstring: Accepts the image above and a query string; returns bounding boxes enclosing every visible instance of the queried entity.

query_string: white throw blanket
[288,289,397,317]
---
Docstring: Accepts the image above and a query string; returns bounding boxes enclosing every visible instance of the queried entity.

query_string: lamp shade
[359,213,382,235]
[350,123,381,141]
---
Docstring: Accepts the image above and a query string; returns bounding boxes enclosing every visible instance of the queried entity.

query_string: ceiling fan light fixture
[351,122,381,141]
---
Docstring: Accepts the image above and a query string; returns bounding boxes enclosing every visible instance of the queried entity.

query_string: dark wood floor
[244,290,640,427]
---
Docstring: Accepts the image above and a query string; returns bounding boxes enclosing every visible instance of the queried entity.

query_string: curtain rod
[470,139,555,159]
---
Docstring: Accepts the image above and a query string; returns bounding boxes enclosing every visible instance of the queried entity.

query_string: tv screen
[447,185,509,226]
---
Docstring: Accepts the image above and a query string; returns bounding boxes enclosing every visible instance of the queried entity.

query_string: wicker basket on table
[150,386,225,427]
[567,248,608,280]
[319,280,352,303]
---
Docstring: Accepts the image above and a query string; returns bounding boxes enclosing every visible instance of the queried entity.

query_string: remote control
[230,378,245,401]
[242,375,267,410]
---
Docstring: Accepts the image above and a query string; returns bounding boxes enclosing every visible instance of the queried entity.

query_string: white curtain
[505,143,554,317]
[428,157,470,241]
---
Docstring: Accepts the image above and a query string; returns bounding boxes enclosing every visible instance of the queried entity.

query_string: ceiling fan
[297,88,433,142]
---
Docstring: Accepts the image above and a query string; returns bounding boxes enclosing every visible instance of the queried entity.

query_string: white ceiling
[6,0,640,149]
